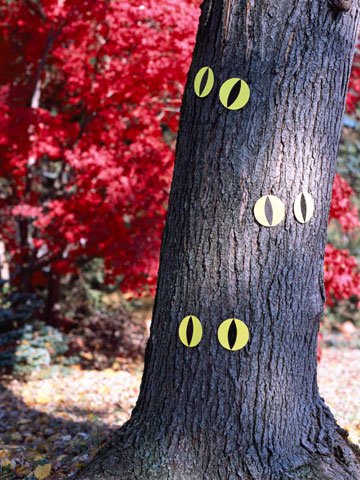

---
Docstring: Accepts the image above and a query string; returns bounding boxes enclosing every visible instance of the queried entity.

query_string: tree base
[77,424,360,480]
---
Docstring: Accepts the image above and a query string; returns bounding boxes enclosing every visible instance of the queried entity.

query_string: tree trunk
[45,268,61,327]
[79,1,360,479]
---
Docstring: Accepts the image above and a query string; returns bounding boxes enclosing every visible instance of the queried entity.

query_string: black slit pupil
[186,317,194,346]
[265,197,273,225]
[199,68,209,96]
[227,80,241,107]
[228,320,237,350]
[300,194,307,221]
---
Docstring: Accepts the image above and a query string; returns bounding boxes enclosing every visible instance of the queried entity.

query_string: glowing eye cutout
[219,78,250,110]
[254,195,285,227]
[294,192,314,224]
[178,315,203,348]
[218,318,249,351]
[194,67,215,98]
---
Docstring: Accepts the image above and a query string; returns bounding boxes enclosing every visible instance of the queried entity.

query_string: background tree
[78,1,360,479]
[0,0,199,325]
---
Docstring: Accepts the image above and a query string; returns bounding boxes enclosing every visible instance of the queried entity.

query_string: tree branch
[23,0,47,22]
[328,0,352,12]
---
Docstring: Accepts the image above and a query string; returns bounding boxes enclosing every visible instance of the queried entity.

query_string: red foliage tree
[324,243,360,305]
[346,39,360,113]
[330,174,360,232]
[0,0,358,320]
[326,174,360,306]
[0,0,199,305]
[326,38,360,306]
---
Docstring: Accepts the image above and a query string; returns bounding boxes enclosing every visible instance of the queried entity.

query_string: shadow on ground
[0,381,122,479]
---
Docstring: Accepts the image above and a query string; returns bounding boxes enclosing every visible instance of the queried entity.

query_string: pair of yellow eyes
[178,316,249,351]
[194,66,251,111]
[254,192,315,227]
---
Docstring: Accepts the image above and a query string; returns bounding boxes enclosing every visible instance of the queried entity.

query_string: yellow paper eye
[217,318,249,351]
[178,315,203,348]
[294,192,315,224]
[219,78,250,110]
[254,195,285,227]
[194,67,215,98]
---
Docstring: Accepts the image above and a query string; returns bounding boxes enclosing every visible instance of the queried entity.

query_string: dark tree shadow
[0,382,121,479]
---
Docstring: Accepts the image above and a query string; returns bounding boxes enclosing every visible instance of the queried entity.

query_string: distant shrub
[0,321,72,375]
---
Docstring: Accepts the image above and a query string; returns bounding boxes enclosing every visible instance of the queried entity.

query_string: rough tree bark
[79,1,360,479]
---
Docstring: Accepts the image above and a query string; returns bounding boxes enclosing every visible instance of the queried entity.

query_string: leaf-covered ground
[0,340,359,479]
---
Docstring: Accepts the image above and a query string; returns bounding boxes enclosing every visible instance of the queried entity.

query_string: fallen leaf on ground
[34,463,52,479]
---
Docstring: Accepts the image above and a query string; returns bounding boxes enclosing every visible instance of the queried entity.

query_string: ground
[0,334,359,480]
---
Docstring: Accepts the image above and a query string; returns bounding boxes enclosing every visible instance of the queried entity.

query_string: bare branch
[23,0,47,22]
[328,0,352,12]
